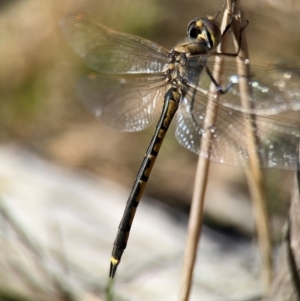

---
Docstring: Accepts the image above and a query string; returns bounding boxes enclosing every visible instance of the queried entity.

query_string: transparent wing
[175,71,300,170]
[188,58,300,115]
[60,15,170,74]
[78,73,167,131]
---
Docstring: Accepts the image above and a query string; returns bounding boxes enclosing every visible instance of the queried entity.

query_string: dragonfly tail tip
[109,261,119,278]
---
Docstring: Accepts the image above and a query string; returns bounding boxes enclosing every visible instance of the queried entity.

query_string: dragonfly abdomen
[109,87,181,277]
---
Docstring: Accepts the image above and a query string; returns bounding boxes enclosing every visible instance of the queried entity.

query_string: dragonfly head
[187,17,221,51]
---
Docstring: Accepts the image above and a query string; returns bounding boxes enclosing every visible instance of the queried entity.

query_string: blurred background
[1,0,300,300]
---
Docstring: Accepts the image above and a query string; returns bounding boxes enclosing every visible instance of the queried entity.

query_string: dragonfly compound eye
[187,17,221,50]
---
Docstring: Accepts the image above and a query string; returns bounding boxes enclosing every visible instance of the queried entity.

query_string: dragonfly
[61,13,300,278]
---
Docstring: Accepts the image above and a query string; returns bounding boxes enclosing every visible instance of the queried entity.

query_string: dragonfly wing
[250,112,300,169]
[215,109,300,170]
[175,89,244,165]
[175,84,300,170]
[200,59,300,115]
[61,15,170,74]
[78,73,166,131]
[175,94,206,156]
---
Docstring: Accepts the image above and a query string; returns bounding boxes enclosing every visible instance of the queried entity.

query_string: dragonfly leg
[205,65,235,94]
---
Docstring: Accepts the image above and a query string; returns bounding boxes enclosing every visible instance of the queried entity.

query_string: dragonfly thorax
[165,50,190,93]
[165,47,207,94]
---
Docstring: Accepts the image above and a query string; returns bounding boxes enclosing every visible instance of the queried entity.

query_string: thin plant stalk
[230,2,273,291]
[178,3,232,301]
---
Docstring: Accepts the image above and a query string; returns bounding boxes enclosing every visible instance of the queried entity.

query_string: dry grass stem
[230,1,273,291]
[178,3,232,301]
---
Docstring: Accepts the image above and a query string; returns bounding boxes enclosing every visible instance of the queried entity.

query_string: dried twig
[267,148,300,300]
[230,1,273,291]
[178,3,232,301]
